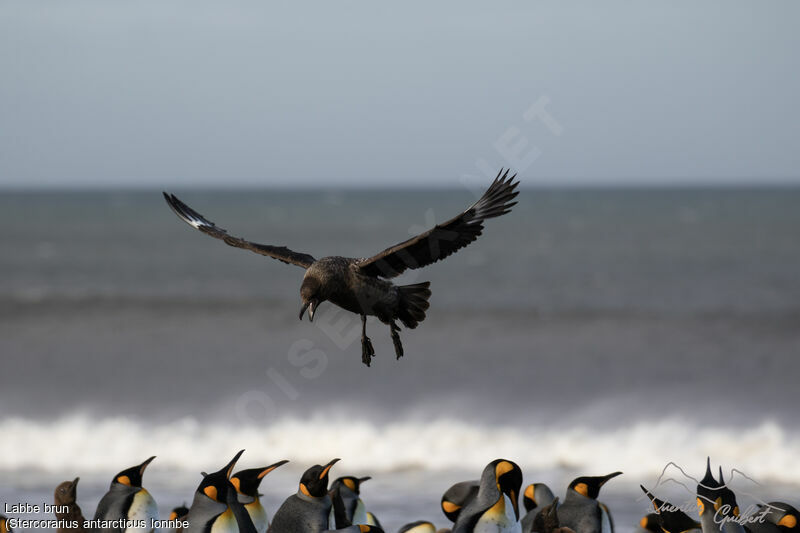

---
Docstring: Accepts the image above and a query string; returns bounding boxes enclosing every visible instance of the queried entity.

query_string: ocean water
[1,188,799,531]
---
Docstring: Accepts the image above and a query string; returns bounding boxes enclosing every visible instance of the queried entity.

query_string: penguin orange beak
[225,450,246,479]
[139,456,156,476]
[258,459,290,479]
[320,458,340,479]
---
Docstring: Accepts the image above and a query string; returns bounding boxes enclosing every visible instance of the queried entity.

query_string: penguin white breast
[209,508,238,533]
[246,500,269,533]
[125,489,159,533]
[600,506,613,533]
[352,499,369,525]
[474,494,522,533]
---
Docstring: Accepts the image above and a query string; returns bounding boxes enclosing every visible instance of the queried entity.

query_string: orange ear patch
[442,501,461,513]
[204,485,218,501]
[117,475,132,486]
[779,515,797,529]
[574,483,589,497]
[697,498,705,516]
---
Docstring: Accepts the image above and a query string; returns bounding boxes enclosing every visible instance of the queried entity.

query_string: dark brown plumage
[164,168,519,366]
[54,478,86,533]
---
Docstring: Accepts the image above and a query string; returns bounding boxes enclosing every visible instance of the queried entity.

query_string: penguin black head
[718,485,740,519]
[231,459,289,498]
[484,459,522,521]
[398,521,435,533]
[568,471,622,500]
[168,504,190,521]
[696,458,723,517]
[641,486,701,533]
[441,480,479,523]
[112,456,156,489]
[330,475,371,495]
[523,483,537,512]
[523,482,554,512]
[54,477,80,506]
[638,513,662,533]
[298,458,340,498]
[197,450,245,504]
[761,503,799,531]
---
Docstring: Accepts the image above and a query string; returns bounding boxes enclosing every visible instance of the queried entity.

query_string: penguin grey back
[558,472,622,533]
[451,459,522,533]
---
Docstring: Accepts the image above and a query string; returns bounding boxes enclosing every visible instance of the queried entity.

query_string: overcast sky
[1,1,798,188]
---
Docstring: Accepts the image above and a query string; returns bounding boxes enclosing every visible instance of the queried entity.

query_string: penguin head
[231,459,289,498]
[196,450,245,504]
[761,503,799,531]
[483,459,522,521]
[641,486,701,533]
[568,471,622,500]
[299,271,328,322]
[298,458,340,498]
[523,483,537,512]
[523,482,554,512]
[696,458,723,517]
[54,477,80,506]
[638,513,662,533]
[441,480,479,523]
[168,504,190,521]
[330,475,371,496]
[112,456,156,489]
[398,521,436,533]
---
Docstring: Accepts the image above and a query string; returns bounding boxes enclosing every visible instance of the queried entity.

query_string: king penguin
[760,503,799,532]
[93,456,158,533]
[329,476,372,528]
[186,450,257,533]
[441,481,480,524]
[451,459,523,533]
[268,458,340,533]
[640,486,701,533]
[714,469,745,533]
[633,514,660,533]
[1,515,13,533]
[521,483,556,533]
[696,459,723,533]
[168,504,190,533]
[230,460,289,533]
[557,472,622,533]
[398,521,437,533]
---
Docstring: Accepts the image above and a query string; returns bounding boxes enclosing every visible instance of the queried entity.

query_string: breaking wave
[1,414,798,485]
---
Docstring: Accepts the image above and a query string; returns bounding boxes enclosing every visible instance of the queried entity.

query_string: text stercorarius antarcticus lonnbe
[163,169,519,366]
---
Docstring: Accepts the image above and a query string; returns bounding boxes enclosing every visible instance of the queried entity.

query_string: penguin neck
[237,492,256,505]
[297,490,331,506]
[477,493,520,530]
[110,482,140,497]
[243,496,260,509]
[565,490,592,504]
[700,511,721,533]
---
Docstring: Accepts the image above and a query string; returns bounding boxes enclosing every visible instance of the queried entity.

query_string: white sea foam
[1,414,798,485]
